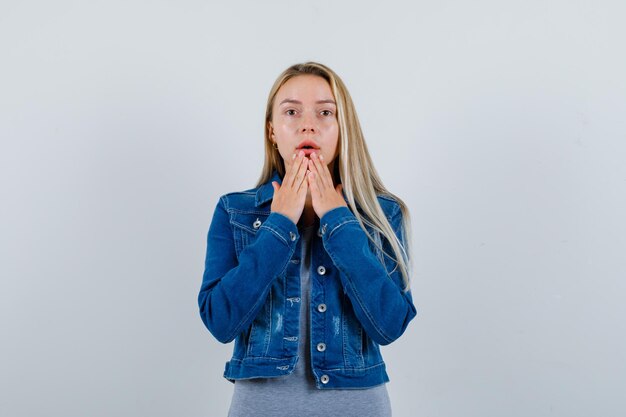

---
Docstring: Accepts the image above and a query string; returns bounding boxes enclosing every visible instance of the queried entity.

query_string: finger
[292,153,309,189]
[282,152,298,186]
[305,160,321,193]
[272,181,280,193]
[309,167,326,200]
[288,151,306,187]
[298,170,310,194]
[305,158,317,179]
[312,152,332,189]
[307,170,320,199]
[320,154,336,188]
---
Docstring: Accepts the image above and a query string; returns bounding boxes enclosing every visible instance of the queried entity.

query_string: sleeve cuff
[260,212,300,246]
[319,206,359,238]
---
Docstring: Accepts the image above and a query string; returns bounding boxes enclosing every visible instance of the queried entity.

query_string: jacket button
[317,265,326,275]
[252,218,262,229]
[317,303,327,313]
[289,231,297,241]
[320,374,330,384]
[317,342,326,352]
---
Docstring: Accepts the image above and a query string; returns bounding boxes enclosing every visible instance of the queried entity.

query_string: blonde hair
[257,62,412,291]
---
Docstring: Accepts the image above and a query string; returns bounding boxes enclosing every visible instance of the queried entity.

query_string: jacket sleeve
[197,196,299,343]
[320,203,417,345]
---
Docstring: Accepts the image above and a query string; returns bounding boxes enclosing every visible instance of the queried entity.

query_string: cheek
[323,136,340,164]
[329,125,340,152]
[277,146,292,166]
[274,134,294,166]
[273,125,290,149]
[277,117,298,129]
[274,122,296,143]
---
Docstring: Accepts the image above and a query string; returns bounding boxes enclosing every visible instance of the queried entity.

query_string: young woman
[198,62,417,417]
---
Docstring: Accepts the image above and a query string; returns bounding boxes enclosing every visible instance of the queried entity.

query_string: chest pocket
[230,211,270,257]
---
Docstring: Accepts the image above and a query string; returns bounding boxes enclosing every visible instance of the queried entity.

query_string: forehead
[275,75,334,102]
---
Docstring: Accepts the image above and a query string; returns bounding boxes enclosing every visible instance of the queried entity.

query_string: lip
[296,139,320,152]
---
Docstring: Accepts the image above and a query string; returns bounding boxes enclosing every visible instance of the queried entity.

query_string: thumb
[335,183,344,195]
[272,181,280,193]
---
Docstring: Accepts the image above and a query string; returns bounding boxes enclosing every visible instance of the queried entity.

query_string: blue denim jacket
[198,172,417,389]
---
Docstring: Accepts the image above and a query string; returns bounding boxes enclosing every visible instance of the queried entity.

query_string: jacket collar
[255,171,281,207]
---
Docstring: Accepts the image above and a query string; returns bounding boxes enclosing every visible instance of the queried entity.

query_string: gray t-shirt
[227,224,392,417]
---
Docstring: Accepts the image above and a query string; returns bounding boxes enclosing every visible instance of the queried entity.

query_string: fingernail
[320,154,324,161]
[292,153,296,160]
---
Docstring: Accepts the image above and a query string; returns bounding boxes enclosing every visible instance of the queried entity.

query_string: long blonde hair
[257,62,412,291]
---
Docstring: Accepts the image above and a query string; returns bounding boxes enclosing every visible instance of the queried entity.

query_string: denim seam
[232,221,262,235]
[315,362,386,372]
[326,218,360,239]
[246,323,255,356]
[228,208,271,215]
[229,356,296,362]
[263,289,273,356]
[342,300,349,366]
[260,223,293,246]
[220,195,230,212]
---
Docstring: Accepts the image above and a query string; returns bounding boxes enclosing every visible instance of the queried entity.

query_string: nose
[300,112,316,134]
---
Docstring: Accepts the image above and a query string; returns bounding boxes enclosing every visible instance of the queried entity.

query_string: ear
[267,121,275,139]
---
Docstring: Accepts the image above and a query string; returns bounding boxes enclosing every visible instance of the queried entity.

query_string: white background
[1,1,625,416]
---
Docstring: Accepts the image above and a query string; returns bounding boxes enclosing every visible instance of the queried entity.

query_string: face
[268,75,339,176]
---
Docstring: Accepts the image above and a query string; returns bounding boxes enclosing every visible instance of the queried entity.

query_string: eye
[286,109,297,116]
[320,110,334,116]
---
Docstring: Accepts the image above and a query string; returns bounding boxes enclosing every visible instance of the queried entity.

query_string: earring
[272,142,278,149]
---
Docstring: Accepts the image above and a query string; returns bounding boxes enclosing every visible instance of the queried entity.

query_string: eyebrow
[279,99,336,106]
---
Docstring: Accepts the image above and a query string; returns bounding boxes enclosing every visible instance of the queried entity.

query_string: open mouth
[296,140,320,155]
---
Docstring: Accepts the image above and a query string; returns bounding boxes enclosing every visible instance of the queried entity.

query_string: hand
[307,152,347,219]
[271,151,309,224]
